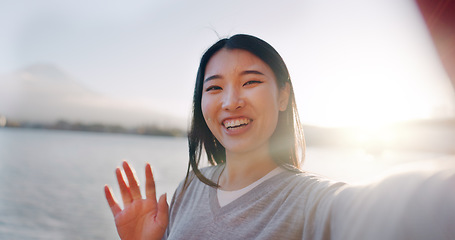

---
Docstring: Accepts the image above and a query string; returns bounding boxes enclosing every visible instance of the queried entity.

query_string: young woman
[104,34,343,239]
[104,34,455,240]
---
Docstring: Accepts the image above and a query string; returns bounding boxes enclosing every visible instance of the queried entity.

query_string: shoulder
[188,164,223,186]
[279,169,346,193]
[171,165,223,199]
[271,170,347,216]
[177,164,222,185]
[199,164,222,177]
[259,169,345,209]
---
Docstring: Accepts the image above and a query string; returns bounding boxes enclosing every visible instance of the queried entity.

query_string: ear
[278,82,291,111]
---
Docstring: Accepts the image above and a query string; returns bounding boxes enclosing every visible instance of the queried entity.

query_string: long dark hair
[185,34,305,189]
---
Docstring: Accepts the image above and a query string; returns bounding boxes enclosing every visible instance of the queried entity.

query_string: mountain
[0,64,186,128]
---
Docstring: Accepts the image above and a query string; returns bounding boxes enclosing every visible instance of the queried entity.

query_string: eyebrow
[204,74,222,83]
[241,70,265,76]
[204,70,265,83]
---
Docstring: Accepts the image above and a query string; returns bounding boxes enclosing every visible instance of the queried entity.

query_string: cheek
[258,90,281,129]
[201,96,215,124]
[256,88,280,113]
[201,99,209,120]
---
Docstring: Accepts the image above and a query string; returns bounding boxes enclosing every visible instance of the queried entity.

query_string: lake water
[0,128,451,239]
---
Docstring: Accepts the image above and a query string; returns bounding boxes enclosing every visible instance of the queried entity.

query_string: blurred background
[0,0,454,239]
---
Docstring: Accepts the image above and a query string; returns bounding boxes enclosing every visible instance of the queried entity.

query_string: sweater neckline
[217,167,285,207]
[208,164,291,216]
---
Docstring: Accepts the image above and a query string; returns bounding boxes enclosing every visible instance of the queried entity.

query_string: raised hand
[105,161,169,240]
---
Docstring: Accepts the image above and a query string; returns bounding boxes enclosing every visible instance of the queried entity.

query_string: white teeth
[224,118,250,129]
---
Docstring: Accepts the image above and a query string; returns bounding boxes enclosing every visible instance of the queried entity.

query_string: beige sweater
[164,160,455,240]
[164,165,344,240]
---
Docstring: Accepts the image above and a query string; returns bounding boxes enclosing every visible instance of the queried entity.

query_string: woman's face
[201,48,290,155]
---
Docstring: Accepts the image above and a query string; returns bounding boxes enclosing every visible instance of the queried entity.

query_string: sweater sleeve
[331,160,455,240]
[162,166,219,240]
[162,180,183,240]
[298,176,346,240]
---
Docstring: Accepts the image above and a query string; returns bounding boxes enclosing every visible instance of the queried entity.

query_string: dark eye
[205,85,222,92]
[243,80,263,86]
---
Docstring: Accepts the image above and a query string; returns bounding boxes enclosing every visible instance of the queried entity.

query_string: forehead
[204,48,272,77]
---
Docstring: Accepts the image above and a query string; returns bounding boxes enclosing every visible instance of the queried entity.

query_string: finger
[145,163,157,201]
[104,185,122,216]
[156,193,169,230]
[116,167,133,206]
[123,161,142,200]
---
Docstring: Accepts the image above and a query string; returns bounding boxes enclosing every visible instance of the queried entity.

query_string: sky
[1,0,454,127]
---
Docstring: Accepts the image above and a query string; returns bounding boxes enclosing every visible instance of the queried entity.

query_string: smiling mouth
[223,118,251,129]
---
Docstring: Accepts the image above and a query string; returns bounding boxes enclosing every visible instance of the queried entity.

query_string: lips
[222,117,251,129]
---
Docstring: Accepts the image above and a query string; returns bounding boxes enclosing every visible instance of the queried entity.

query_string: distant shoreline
[1,119,187,137]
[2,117,454,154]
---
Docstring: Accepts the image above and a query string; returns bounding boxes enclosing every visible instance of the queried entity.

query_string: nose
[221,86,244,111]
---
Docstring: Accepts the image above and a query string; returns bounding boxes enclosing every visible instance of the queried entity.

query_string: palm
[115,198,164,239]
[105,161,168,240]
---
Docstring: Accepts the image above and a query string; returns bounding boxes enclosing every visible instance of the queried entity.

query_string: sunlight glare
[291,0,455,129]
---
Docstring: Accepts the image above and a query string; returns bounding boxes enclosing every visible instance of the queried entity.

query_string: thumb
[157,193,169,229]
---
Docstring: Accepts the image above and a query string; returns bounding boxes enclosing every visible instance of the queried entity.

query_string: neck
[218,148,277,191]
